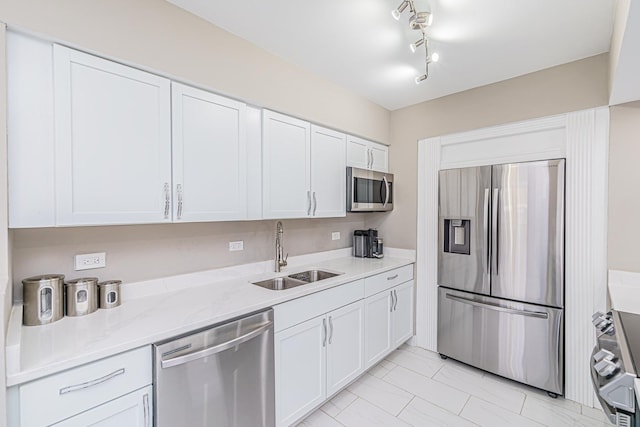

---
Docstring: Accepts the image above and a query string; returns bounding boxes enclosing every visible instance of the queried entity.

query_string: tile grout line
[458,393,472,416]
[395,395,417,418]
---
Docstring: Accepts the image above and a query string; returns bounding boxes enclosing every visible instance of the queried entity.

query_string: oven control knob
[593,349,615,363]
[594,358,620,378]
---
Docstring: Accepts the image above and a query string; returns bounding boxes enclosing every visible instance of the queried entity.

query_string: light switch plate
[74,252,106,270]
[331,232,341,241]
[229,241,244,251]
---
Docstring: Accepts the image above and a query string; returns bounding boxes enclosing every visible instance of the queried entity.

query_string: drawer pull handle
[59,368,125,395]
[387,274,399,280]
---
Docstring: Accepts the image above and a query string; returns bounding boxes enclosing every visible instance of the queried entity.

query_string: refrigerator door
[438,287,564,394]
[438,166,491,295]
[491,159,565,308]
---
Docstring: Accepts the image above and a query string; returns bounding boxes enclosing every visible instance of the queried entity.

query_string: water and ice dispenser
[443,219,470,255]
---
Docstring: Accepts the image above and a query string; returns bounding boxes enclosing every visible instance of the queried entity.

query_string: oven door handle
[161,321,272,369]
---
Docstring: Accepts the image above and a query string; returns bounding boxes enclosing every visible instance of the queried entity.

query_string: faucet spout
[275,221,288,272]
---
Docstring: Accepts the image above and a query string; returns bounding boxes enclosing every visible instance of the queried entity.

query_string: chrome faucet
[275,221,288,272]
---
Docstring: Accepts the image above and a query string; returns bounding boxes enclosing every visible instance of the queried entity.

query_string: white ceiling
[167,0,616,111]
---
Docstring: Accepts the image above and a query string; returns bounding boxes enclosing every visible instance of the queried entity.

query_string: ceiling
[167,0,616,111]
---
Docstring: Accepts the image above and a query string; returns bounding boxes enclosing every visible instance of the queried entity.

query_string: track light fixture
[391,0,440,84]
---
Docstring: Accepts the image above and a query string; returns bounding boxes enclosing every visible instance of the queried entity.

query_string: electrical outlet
[331,232,341,241]
[229,241,244,251]
[74,252,106,271]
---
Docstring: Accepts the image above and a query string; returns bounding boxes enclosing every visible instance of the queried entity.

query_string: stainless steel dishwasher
[153,309,274,427]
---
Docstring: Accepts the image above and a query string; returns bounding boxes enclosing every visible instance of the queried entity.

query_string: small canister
[22,274,65,326]
[65,277,98,317]
[98,280,121,309]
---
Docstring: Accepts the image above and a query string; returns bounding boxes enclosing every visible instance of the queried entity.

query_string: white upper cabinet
[54,45,172,226]
[171,82,247,222]
[347,135,388,172]
[262,110,311,219]
[262,110,346,219]
[310,125,346,218]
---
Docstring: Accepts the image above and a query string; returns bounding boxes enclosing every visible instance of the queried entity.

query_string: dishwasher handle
[161,320,273,369]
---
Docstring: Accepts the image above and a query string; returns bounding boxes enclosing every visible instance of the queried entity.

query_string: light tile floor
[297,345,611,427]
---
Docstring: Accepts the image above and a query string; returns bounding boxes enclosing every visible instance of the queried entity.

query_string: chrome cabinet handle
[328,316,334,344]
[59,368,125,395]
[161,321,272,368]
[163,183,170,219]
[176,184,183,220]
[390,291,394,312]
[312,192,317,216]
[387,274,398,281]
[393,290,398,311]
[445,293,549,319]
[492,188,499,275]
[483,188,490,273]
[368,149,373,169]
[307,190,312,216]
[322,318,327,347]
[143,393,150,427]
[382,176,390,207]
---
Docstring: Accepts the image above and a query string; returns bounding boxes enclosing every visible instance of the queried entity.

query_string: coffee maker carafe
[353,229,384,258]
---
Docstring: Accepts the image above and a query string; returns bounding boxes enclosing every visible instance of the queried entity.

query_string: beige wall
[608,103,640,272]
[11,216,367,300]
[0,0,389,143]
[379,54,610,250]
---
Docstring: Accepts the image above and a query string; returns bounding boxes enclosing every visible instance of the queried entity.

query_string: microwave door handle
[382,176,389,207]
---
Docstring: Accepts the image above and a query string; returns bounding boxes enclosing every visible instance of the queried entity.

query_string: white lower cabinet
[275,315,327,426]
[52,385,152,427]
[364,280,415,369]
[274,265,414,426]
[14,346,152,426]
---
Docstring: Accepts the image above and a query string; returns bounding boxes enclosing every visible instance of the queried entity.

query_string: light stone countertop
[5,248,415,387]
[608,269,640,316]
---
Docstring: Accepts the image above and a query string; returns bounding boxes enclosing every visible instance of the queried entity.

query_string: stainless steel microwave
[347,167,393,212]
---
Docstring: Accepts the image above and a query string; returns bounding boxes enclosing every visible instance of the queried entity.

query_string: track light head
[415,74,428,84]
[430,52,440,63]
[391,0,410,20]
[409,37,425,53]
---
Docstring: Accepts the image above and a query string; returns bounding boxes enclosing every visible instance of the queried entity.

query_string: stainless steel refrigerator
[437,159,565,396]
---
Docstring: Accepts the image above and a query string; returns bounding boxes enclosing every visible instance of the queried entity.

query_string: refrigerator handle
[445,293,549,319]
[483,188,490,273]
[492,188,499,275]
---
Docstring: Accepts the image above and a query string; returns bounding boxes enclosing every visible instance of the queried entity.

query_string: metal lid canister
[65,277,98,317]
[98,280,121,309]
[22,274,65,326]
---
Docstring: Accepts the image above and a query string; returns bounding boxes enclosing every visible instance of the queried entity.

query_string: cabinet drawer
[20,346,151,426]
[364,265,413,297]
[274,280,364,332]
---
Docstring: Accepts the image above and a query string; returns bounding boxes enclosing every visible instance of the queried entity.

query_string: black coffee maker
[353,229,383,258]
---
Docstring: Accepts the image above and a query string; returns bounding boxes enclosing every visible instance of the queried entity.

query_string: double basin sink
[252,270,342,290]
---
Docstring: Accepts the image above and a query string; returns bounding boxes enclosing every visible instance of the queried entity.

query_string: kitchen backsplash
[10,215,367,302]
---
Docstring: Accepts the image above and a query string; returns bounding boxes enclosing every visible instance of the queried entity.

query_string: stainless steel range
[592,310,640,426]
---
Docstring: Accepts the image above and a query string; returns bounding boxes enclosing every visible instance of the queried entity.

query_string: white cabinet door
[369,141,389,173]
[346,135,370,170]
[347,136,389,172]
[54,45,172,226]
[52,386,152,427]
[262,110,311,219]
[391,281,414,348]
[364,290,392,369]
[310,125,346,218]
[275,315,326,427]
[326,300,364,397]
[172,82,247,222]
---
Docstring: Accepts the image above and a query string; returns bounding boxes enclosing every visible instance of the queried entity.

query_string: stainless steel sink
[252,276,308,291]
[288,270,342,283]
[251,270,343,290]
